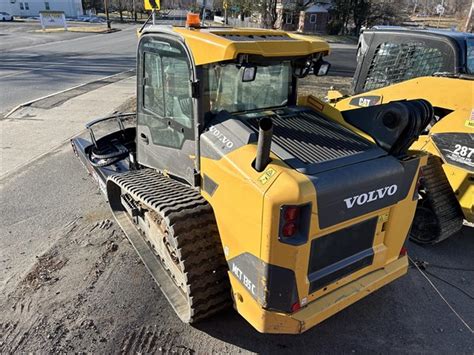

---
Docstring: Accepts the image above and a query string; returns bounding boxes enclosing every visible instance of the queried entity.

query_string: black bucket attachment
[70,113,136,196]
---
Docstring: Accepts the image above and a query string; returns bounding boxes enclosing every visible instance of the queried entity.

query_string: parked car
[0,12,14,21]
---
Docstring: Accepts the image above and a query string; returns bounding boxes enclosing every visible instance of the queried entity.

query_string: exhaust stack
[255,117,273,172]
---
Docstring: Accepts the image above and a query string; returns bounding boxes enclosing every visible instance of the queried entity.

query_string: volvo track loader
[329,28,474,244]
[72,25,431,334]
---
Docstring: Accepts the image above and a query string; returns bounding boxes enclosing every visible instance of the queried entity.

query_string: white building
[0,0,84,18]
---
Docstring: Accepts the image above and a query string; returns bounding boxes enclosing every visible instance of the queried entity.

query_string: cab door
[137,34,197,185]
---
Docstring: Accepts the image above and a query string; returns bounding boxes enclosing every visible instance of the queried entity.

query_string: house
[298,3,329,33]
[276,0,300,31]
[0,0,83,18]
[275,0,331,34]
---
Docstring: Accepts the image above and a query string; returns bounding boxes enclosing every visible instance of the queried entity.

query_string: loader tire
[107,169,231,323]
[409,155,463,244]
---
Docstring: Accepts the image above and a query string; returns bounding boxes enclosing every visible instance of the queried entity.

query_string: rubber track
[413,155,463,243]
[109,169,231,322]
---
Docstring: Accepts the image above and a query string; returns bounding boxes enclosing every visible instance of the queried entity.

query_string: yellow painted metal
[200,133,424,333]
[333,77,473,223]
[137,26,424,333]
[333,77,473,112]
[144,0,160,10]
[142,26,330,65]
[228,253,408,334]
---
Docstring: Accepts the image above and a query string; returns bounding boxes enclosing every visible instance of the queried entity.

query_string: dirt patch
[21,250,68,291]
[114,95,136,114]
[299,75,352,99]
[0,217,126,353]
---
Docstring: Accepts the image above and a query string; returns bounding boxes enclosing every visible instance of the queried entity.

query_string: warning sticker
[466,110,474,129]
[258,168,276,185]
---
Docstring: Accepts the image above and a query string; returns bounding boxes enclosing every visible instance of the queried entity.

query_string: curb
[3,69,135,119]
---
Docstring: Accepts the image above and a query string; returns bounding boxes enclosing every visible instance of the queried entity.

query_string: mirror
[293,59,312,78]
[242,66,257,82]
[313,60,331,76]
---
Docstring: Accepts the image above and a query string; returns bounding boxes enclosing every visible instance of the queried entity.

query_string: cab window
[364,41,445,91]
[140,38,193,148]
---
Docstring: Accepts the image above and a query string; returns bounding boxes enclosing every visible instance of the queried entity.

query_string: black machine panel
[308,217,377,293]
[244,107,386,175]
[312,156,419,228]
[432,132,474,172]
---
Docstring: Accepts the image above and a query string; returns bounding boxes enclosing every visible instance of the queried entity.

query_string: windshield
[467,39,474,74]
[204,62,292,113]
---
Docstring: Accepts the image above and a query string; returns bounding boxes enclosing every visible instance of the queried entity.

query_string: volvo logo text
[209,126,234,149]
[344,185,398,209]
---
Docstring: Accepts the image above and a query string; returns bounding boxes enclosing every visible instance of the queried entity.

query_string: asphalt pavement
[0,21,357,117]
[0,21,137,116]
[326,43,358,77]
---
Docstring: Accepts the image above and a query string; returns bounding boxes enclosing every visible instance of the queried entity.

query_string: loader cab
[136,27,330,186]
[352,28,474,95]
[137,34,198,185]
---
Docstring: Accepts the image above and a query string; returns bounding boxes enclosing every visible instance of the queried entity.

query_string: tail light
[279,204,311,245]
[291,301,301,313]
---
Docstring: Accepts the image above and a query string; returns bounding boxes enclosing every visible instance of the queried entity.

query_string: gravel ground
[299,75,352,98]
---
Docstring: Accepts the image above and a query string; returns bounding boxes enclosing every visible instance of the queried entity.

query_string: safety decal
[258,168,276,185]
[466,110,474,129]
[443,144,474,168]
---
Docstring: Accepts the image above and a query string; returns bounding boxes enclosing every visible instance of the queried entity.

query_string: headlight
[431,133,474,172]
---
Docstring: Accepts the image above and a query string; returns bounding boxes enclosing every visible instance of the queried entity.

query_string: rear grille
[249,110,373,165]
[308,217,377,293]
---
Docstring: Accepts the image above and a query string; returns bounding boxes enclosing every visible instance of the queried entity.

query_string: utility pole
[104,0,111,29]
[464,2,474,32]
[201,0,207,26]
[223,0,228,25]
[133,0,137,22]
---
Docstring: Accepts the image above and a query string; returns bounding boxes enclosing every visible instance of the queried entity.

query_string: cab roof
[367,26,474,46]
[142,25,330,65]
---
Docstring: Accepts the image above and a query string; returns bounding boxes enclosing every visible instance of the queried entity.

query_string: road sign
[144,0,160,10]
[223,0,228,9]
[39,11,67,30]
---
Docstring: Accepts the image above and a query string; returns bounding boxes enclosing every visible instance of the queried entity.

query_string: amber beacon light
[186,13,200,28]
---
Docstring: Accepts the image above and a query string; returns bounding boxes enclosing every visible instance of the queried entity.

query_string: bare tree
[112,0,127,21]
[260,0,278,28]
[81,0,103,13]
[352,0,371,35]
[328,0,352,34]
